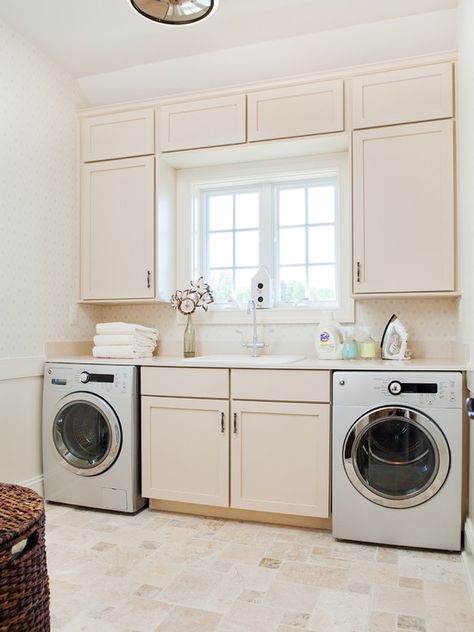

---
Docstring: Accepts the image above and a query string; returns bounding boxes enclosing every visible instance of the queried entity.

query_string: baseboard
[19,475,44,497]
[462,518,474,608]
[150,499,332,530]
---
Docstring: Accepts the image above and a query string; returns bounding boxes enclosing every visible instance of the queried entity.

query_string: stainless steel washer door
[343,406,450,508]
[52,393,122,476]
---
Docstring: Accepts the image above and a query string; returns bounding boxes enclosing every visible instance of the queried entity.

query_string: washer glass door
[343,406,450,508]
[53,393,121,476]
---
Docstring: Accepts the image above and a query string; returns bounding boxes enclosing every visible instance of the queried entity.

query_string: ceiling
[0,0,458,78]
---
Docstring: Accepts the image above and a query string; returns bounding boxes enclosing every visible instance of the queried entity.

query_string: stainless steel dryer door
[343,406,450,508]
[52,393,122,476]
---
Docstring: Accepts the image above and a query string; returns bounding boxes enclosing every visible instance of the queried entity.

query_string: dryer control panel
[333,371,462,409]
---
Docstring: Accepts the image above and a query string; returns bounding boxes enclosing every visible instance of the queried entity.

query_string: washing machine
[42,362,145,513]
[332,371,463,551]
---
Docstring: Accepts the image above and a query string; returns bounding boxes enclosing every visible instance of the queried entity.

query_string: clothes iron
[381,314,408,360]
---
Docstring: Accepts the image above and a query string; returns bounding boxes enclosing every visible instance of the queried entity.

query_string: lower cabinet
[141,396,229,507]
[140,368,331,520]
[230,400,330,518]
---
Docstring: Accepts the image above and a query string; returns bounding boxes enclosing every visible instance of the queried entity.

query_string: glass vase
[183,314,196,358]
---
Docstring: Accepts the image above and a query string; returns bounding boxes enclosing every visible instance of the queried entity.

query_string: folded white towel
[92,345,154,359]
[93,334,157,348]
[96,322,159,337]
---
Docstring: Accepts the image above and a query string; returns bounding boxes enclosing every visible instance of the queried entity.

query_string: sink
[183,354,305,366]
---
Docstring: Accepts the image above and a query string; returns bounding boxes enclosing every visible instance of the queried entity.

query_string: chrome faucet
[241,299,267,357]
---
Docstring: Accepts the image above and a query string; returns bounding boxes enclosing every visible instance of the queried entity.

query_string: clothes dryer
[332,371,463,550]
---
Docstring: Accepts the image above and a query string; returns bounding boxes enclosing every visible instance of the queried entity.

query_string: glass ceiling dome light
[129,0,219,25]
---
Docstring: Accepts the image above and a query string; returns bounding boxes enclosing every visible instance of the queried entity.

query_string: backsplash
[98,297,461,359]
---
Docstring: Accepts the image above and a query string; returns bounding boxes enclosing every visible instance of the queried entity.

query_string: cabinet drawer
[352,63,453,129]
[158,95,246,152]
[81,109,154,162]
[141,367,229,399]
[231,370,330,403]
[248,80,344,142]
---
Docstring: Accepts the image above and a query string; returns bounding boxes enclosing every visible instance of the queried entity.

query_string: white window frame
[177,154,354,324]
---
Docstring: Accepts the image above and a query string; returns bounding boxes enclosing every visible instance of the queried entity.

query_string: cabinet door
[352,63,453,129]
[248,80,344,142]
[81,109,154,162]
[142,397,229,507]
[81,156,155,300]
[159,95,246,152]
[231,401,330,518]
[353,120,455,294]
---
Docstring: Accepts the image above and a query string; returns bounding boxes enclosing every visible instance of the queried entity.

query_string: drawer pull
[233,412,237,434]
[221,412,225,433]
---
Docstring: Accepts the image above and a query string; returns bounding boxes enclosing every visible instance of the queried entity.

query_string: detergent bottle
[315,315,344,359]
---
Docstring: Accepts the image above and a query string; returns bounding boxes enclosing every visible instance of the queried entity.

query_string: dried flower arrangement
[170,277,214,315]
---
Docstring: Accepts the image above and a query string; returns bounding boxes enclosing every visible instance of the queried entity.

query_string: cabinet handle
[356,261,361,283]
[146,270,151,289]
[233,413,237,434]
[220,412,225,433]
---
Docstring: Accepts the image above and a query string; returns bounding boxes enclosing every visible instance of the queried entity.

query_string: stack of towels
[93,322,159,359]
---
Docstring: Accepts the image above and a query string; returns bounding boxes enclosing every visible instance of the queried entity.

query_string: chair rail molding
[0,356,45,381]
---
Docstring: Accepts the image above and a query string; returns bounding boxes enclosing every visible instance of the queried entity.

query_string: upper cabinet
[81,156,155,301]
[352,63,453,129]
[81,109,155,162]
[158,95,246,152]
[352,119,455,295]
[247,80,344,142]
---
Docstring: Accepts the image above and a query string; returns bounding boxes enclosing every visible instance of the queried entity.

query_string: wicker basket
[0,484,50,631]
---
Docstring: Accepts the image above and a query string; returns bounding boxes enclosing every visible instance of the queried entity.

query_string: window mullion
[259,183,273,274]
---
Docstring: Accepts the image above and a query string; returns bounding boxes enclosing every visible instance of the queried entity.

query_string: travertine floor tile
[45,506,473,632]
[159,568,224,608]
[217,600,283,632]
[157,605,221,632]
[372,585,426,618]
[263,581,320,612]
[277,560,347,588]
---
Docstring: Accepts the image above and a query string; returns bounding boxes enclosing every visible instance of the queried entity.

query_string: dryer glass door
[343,406,450,508]
[53,393,122,476]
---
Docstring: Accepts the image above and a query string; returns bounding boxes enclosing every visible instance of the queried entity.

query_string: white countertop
[46,355,467,371]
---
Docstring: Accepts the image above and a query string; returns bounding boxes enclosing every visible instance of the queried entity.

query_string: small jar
[359,334,377,360]
[342,329,358,360]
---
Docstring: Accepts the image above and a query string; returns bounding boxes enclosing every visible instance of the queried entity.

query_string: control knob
[79,371,90,384]
[388,380,402,395]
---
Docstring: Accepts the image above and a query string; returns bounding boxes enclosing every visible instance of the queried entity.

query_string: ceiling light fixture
[129,0,219,25]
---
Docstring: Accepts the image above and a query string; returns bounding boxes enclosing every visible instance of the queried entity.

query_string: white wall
[78,9,457,106]
[457,0,474,590]
[0,20,100,490]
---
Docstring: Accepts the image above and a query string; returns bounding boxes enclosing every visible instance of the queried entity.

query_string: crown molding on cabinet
[77,50,457,119]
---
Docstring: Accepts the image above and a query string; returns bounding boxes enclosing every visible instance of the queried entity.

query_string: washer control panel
[45,364,136,396]
[333,371,462,408]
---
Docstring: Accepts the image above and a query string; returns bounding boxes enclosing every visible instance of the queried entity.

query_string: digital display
[51,378,67,386]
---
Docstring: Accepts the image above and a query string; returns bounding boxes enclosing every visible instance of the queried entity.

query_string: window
[201,178,338,307]
[178,154,353,323]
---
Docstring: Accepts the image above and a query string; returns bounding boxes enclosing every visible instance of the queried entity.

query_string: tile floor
[45,504,474,632]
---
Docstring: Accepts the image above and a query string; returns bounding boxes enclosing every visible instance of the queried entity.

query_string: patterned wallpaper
[0,20,100,358]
